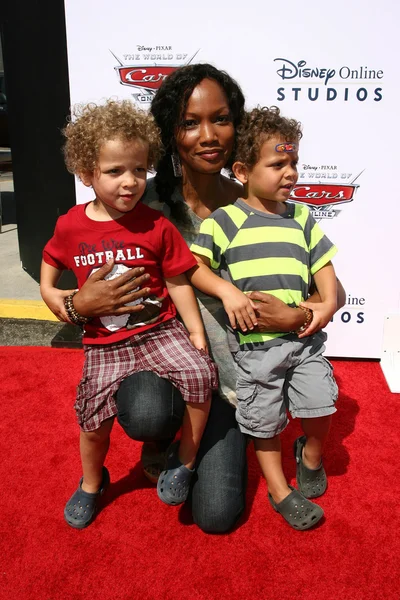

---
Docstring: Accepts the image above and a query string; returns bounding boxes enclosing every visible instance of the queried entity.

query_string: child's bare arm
[299,262,337,337]
[40,260,73,322]
[165,274,207,352]
[308,277,346,309]
[187,255,258,332]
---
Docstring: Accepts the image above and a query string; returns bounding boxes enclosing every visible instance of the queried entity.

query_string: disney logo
[274,58,335,86]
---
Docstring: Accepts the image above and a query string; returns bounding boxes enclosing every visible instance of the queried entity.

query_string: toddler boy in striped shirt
[189,107,338,530]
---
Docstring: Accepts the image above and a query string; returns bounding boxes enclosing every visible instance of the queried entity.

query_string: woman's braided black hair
[150,63,245,222]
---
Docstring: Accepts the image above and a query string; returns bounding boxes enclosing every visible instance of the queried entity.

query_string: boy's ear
[232,161,249,185]
[79,170,93,188]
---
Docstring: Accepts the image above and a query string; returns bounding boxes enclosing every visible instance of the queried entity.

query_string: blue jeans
[115,371,247,533]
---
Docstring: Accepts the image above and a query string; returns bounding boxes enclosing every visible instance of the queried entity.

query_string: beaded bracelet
[64,291,91,326]
[295,306,313,334]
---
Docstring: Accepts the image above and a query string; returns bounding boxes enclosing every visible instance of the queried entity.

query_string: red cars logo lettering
[290,171,363,219]
[112,49,199,103]
[116,66,179,93]
[291,183,358,207]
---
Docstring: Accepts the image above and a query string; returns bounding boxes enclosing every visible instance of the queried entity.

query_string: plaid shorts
[75,318,218,432]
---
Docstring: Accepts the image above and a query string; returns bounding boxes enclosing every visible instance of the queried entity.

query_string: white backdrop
[64,0,400,359]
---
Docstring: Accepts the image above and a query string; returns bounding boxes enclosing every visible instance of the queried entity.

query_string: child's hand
[40,286,76,323]
[221,288,258,332]
[189,331,208,353]
[297,300,337,338]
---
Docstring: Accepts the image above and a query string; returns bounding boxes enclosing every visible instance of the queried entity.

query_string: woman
[60,64,345,533]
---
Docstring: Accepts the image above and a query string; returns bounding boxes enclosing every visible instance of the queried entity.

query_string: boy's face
[81,138,149,219]
[243,136,299,208]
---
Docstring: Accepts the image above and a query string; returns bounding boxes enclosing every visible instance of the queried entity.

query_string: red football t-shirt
[43,202,197,344]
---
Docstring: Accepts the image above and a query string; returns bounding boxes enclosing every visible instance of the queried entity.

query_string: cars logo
[116,66,179,94]
[112,50,199,104]
[290,172,363,219]
[291,182,359,207]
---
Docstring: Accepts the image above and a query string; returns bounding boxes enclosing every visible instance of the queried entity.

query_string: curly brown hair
[235,106,303,168]
[63,99,162,175]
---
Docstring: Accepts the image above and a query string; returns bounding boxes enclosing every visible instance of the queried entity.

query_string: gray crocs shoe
[157,442,194,506]
[64,467,110,529]
[268,486,324,530]
[294,436,327,498]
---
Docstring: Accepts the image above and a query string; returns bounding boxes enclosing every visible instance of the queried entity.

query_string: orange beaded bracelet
[295,306,313,334]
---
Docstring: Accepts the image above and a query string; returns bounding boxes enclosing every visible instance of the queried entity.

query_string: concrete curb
[0,317,82,347]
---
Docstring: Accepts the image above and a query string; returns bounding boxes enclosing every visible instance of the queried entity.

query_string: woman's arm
[72,260,152,318]
[40,259,153,322]
[246,291,306,333]
[248,277,346,334]
[166,274,207,351]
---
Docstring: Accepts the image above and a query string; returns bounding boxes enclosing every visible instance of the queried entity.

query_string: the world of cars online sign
[64,0,400,359]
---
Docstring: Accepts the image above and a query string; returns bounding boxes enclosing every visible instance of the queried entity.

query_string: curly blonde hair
[63,99,163,175]
[235,106,303,169]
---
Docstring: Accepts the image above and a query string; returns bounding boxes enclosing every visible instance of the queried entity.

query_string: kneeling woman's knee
[115,371,185,441]
[192,497,245,534]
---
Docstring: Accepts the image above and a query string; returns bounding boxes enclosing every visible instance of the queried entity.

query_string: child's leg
[292,415,331,499]
[178,400,211,469]
[157,399,212,506]
[64,417,114,529]
[286,337,337,498]
[254,434,324,530]
[300,415,332,469]
[254,435,291,504]
[234,346,324,529]
[135,320,216,504]
[80,417,114,492]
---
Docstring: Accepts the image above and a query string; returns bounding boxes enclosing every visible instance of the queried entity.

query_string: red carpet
[1,347,399,600]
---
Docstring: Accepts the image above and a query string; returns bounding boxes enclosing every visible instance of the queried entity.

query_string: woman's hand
[73,259,152,318]
[247,291,305,333]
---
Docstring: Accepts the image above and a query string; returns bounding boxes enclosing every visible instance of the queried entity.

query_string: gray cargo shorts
[233,333,338,438]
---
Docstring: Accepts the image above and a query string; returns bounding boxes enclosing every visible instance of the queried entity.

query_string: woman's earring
[171,153,182,178]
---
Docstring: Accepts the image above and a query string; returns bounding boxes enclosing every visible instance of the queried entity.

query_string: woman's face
[175,78,235,176]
